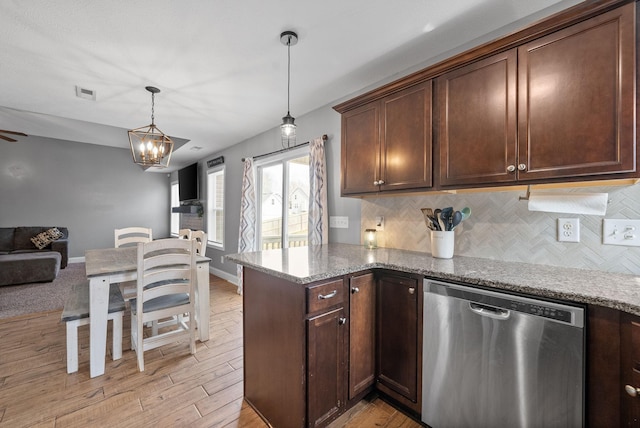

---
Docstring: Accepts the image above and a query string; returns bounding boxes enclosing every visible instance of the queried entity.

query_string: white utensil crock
[431,230,454,259]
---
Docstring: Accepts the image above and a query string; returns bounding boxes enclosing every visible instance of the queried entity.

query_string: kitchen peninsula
[228,243,640,427]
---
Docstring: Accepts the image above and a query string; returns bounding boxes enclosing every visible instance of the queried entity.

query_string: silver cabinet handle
[626,385,640,397]
[339,317,347,325]
[318,290,337,300]
[408,287,415,294]
[378,179,385,185]
[507,165,516,173]
[518,163,527,171]
[351,287,360,294]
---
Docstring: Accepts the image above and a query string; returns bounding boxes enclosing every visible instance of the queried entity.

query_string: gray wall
[200,103,362,277]
[0,136,169,258]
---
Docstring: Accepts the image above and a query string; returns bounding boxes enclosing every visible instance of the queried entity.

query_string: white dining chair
[178,229,192,240]
[114,227,153,248]
[130,238,197,372]
[115,227,153,301]
[191,230,207,256]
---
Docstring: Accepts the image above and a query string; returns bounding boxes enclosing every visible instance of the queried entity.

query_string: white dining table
[85,246,211,378]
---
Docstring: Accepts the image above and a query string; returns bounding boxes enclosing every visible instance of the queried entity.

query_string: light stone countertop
[226,243,640,315]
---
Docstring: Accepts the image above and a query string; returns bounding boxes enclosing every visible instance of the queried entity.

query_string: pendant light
[280,31,298,148]
[128,86,174,168]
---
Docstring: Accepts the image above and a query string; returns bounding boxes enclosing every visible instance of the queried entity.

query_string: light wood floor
[0,274,422,427]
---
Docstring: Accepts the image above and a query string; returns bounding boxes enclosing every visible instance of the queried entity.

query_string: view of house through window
[259,154,309,250]
[207,166,225,248]
[170,181,179,236]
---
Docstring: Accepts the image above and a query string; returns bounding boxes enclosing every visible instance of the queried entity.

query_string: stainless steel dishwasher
[422,279,585,428]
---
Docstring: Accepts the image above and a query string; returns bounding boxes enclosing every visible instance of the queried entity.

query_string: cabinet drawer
[307,279,344,314]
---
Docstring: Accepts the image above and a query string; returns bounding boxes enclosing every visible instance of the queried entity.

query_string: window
[207,166,225,248]
[257,147,309,250]
[170,181,179,236]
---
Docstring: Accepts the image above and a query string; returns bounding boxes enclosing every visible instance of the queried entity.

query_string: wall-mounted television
[178,162,199,202]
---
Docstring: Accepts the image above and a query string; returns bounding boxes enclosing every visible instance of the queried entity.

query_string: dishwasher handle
[469,302,510,320]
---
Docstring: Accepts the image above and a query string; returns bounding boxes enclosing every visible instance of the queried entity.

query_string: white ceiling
[0,0,583,171]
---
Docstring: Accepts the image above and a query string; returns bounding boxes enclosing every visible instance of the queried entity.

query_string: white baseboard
[69,257,85,264]
[210,265,239,287]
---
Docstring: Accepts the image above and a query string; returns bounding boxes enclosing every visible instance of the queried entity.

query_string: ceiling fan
[0,129,28,142]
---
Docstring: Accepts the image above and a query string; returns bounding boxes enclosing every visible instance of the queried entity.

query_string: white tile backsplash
[361,183,640,275]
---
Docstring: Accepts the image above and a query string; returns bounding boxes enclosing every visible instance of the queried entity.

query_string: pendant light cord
[150,92,155,126]
[286,35,291,115]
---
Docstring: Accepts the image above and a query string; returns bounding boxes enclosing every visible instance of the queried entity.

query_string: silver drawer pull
[626,385,640,397]
[318,290,337,300]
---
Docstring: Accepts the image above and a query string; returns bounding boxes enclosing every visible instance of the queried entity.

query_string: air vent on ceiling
[75,86,96,101]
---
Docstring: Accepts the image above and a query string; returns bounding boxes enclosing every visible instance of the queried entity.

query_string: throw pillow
[30,227,64,250]
[46,227,64,240]
[31,231,53,249]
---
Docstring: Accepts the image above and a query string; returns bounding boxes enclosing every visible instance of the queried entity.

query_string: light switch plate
[603,219,640,246]
[330,216,349,229]
[558,218,580,242]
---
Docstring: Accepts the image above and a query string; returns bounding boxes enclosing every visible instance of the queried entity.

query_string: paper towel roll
[527,192,608,215]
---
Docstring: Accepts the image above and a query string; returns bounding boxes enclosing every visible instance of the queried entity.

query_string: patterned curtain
[308,137,328,246]
[237,157,257,294]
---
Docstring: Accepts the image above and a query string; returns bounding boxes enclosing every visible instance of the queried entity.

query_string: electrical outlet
[220,256,225,264]
[330,216,349,228]
[603,219,640,246]
[375,216,385,231]
[558,218,580,242]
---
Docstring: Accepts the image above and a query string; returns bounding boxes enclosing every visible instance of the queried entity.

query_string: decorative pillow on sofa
[30,227,64,250]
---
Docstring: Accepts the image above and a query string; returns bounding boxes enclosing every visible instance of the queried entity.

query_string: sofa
[0,226,69,287]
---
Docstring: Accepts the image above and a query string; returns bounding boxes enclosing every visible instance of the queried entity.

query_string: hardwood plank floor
[0,274,422,427]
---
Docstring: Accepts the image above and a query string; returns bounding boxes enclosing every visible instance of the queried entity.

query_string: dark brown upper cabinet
[438,2,635,187]
[336,0,637,195]
[339,81,433,195]
[437,50,518,187]
[517,4,635,181]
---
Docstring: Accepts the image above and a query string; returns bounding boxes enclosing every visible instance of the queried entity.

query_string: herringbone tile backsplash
[361,183,640,275]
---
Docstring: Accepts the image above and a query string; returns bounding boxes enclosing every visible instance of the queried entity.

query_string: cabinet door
[621,312,640,426]
[380,81,433,191]
[517,3,635,181]
[349,273,376,399]
[376,274,418,402]
[341,102,381,195]
[437,50,517,187]
[587,305,621,426]
[307,307,346,428]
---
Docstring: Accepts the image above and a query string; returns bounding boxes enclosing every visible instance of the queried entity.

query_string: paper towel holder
[518,184,612,205]
[518,186,532,201]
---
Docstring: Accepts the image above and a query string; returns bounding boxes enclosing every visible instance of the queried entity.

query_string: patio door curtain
[308,136,328,246]
[236,157,257,294]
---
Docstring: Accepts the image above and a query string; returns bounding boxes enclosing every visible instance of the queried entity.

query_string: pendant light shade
[280,31,298,148]
[128,86,174,168]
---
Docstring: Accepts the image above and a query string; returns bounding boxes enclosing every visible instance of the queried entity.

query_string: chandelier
[280,31,298,148]
[128,86,174,168]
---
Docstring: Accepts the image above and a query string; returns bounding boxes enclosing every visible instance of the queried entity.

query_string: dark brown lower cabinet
[307,307,347,428]
[349,273,376,399]
[376,273,421,412]
[621,311,640,426]
[243,267,423,428]
[587,305,640,427]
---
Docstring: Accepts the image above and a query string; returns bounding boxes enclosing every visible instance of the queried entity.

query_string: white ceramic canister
[430,230,454,259]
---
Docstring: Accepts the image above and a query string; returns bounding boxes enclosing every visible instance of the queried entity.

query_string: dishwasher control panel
[507,301,573,323]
